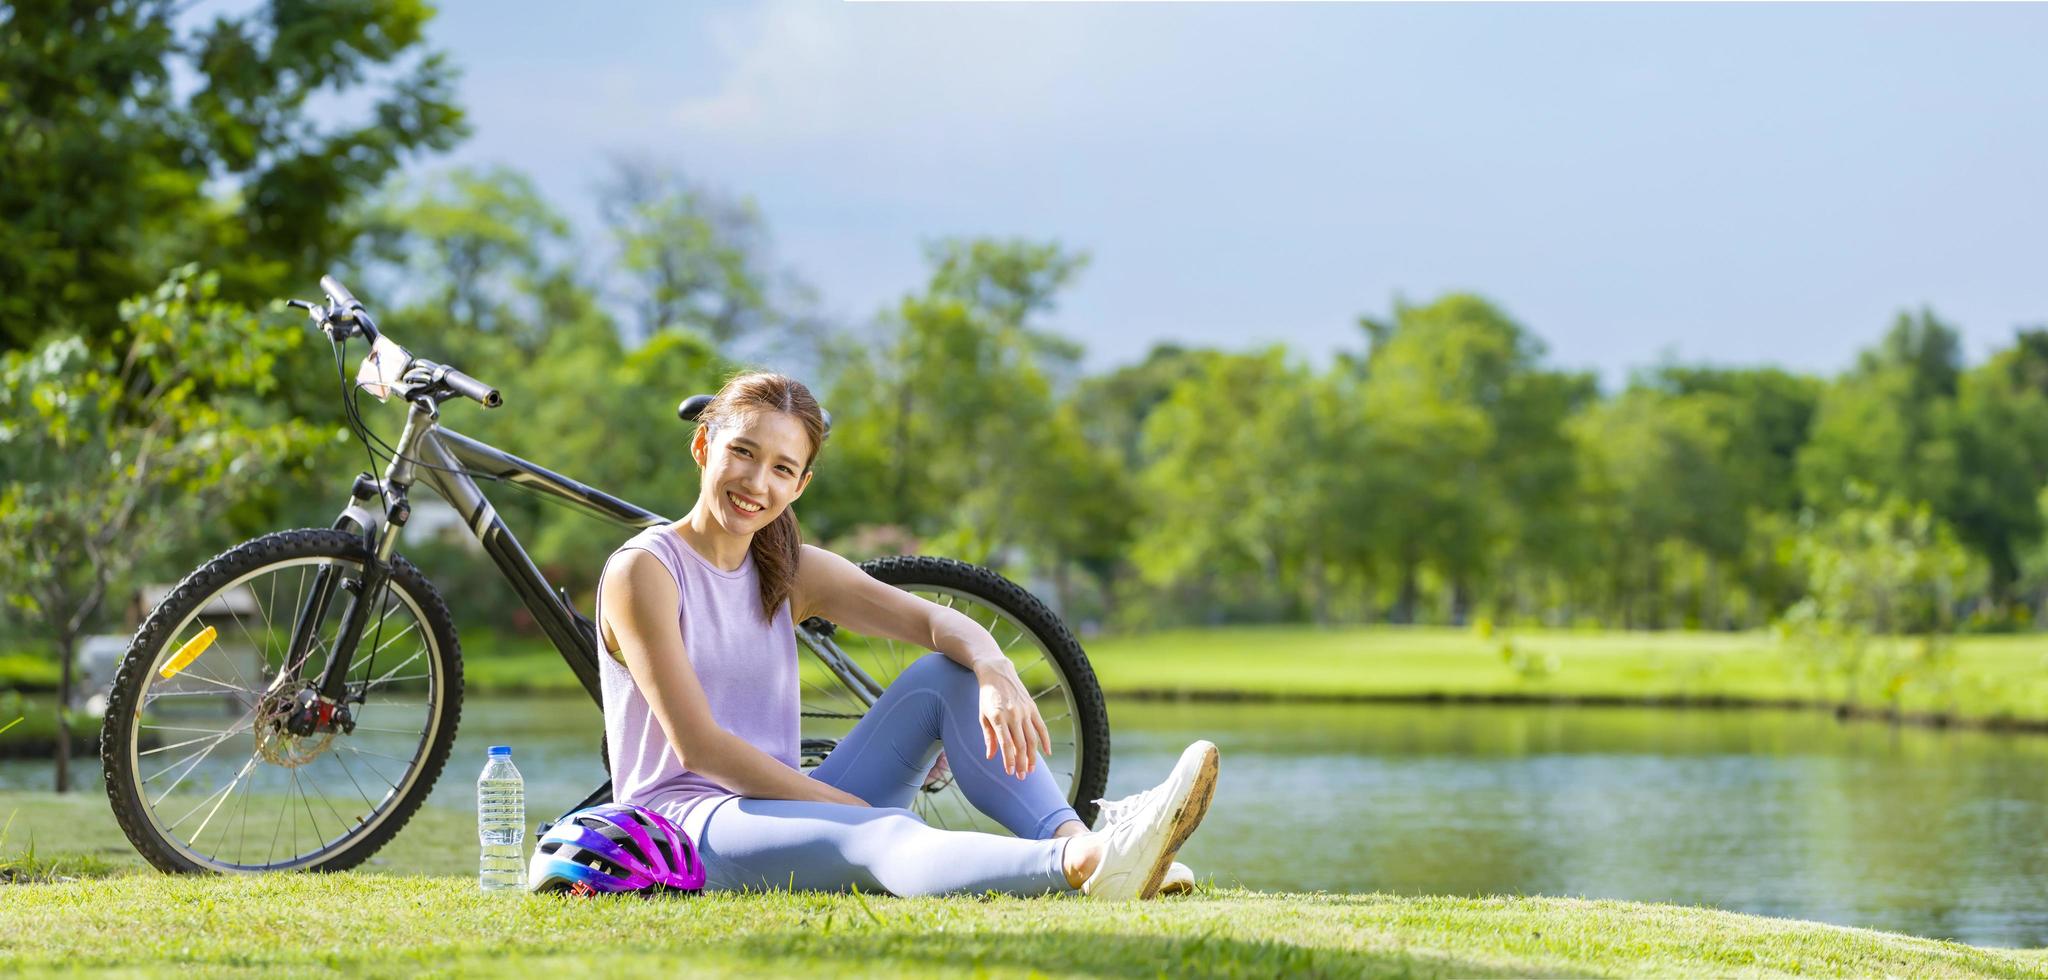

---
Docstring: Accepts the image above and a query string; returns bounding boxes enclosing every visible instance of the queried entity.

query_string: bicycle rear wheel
[799,556,1110,831]
[101,528,462,873]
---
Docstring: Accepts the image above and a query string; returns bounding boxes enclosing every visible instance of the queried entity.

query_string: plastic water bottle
[477,745,526,892]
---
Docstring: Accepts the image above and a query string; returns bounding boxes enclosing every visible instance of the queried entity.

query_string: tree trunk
[1306,553,1330,627]
[54,631,74,794]
[1393,549,1419,625]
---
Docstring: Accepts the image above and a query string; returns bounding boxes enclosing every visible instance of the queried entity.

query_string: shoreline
[1102,686,2048,734]
[5,689,2032,761]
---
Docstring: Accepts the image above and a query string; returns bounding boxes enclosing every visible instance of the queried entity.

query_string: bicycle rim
[121,556,447,871]
[799,585,1088,835]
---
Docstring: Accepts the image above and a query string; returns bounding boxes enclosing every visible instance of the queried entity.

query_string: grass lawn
[2,792,2043,978]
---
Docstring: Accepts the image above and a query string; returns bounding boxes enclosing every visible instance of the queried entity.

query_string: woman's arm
[603,549,865,806]
[794,544,1052,778]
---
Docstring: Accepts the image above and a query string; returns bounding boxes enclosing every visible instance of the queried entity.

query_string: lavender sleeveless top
[595,524,799,839]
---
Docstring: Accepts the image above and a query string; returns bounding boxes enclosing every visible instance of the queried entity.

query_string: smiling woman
[591,371,1220,900]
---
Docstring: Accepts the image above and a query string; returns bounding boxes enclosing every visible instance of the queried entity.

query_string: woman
[595,371,1218,899]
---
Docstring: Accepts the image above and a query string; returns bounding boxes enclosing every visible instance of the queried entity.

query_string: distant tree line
[6,1,2044,651]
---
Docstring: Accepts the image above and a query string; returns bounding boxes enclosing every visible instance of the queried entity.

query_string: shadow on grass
[719,925,1558,978]
[386,927,1553,979]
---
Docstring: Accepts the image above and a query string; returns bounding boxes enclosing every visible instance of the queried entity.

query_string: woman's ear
[690,424,709,468]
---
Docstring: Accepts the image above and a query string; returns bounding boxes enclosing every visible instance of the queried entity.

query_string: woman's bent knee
[896,652,970,688]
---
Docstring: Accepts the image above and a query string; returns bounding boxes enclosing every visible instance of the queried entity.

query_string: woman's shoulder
[604,527,683,585]
[790,543,863,622]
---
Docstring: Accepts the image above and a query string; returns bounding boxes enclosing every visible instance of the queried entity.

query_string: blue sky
[414,2,2048,385]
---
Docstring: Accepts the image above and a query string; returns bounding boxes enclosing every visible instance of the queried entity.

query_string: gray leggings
[693,653,1082,897]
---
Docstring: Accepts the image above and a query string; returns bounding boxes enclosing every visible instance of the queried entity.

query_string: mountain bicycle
[99,275,1111,874]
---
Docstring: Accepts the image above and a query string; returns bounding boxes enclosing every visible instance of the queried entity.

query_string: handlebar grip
[320,274,361,314]
[443,368,502,408]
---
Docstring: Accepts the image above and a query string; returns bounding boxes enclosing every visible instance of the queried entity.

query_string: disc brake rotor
[254,690,335,768]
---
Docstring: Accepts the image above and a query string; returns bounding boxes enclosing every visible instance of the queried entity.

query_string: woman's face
[691,409,814,535]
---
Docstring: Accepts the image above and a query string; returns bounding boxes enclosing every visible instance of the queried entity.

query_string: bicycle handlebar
[320,275,361,316]
[307,273,501,409]
[441,365,503,409]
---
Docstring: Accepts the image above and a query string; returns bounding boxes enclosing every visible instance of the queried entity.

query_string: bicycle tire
[102,528,463,873]
[840,555,1111,827]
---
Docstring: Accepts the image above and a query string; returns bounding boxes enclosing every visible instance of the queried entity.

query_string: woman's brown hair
[695,371,827,621]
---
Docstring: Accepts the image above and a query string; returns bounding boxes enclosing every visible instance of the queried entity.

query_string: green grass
[0,795,2041,977]
[454,625,2048,726]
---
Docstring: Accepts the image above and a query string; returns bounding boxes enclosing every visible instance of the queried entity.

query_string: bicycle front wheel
[799,556,1111,832]
[101,528,463,873]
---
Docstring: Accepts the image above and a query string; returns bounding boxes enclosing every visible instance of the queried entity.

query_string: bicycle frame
[303,396,888,716]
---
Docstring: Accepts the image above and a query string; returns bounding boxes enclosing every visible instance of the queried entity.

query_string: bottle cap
[488,745,511,756]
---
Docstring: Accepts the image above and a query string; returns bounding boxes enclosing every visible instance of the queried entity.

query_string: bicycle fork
[277,400,431,735]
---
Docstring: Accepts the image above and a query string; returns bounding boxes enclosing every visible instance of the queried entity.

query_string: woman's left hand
[973,659,1052,779]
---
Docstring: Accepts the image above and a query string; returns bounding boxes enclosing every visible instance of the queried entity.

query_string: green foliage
[0,266,324,789]
[1776,488,1978,707]
[598,159,777,350]
[0,0,465,348]
[813,239,1125,609]
[361,166,570,345]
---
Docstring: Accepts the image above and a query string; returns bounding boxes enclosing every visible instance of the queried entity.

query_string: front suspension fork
[283,402,429,718]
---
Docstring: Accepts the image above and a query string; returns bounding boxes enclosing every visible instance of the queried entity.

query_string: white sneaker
[1080,740,1218,900]
[1159,860,1196,896]
[1095,794,1199,896]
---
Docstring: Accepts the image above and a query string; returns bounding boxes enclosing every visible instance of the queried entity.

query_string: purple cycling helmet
[527,802,707,895]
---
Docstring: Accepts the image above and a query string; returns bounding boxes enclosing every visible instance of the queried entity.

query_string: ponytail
[749,503,803,621]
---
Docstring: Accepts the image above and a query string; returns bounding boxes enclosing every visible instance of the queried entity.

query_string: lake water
[13,696,2048,948]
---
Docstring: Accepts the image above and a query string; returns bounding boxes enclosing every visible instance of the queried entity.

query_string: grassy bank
[0,798,2040,978]
[12,625,2048,742]
[454,625,2048,727]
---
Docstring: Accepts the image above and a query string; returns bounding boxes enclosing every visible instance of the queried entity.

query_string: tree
[1797,309,1963,516]
[923,237,1089,384]
[0,0,465,349]
[813,239,1117,597]
[1570,390,1745,628]
[1944,331,2048,604]
[1351,294,1577,623]
[597,158,775,351]
[359,167,570,347]
[1777,486,1977,709]
[0,267,321,791]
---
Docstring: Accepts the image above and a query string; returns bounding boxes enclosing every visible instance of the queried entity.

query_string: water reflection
[11,696,2048,946]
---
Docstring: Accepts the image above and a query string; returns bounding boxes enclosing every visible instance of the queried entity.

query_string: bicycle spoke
[364,646,425,688]
[342,744,417,766]
[155,670,253,698]
[331,746,381,811]
[298,767,328,854]
[175,753,258,841]
[216,597,269,691]
[287,768,302,862]
[140,731,234,757]
[142,689,241,702]
[146,726,245,804]
[370,619,422,659]
[267,769,290,866]
[340,746,401,790]
[143,723,251,734]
